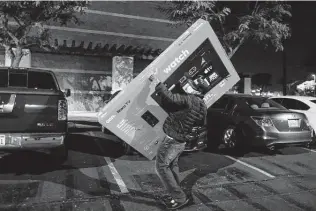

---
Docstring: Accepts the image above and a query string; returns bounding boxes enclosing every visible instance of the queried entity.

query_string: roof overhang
[30,39,162,60]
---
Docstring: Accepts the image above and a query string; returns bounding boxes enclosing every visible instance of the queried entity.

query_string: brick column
[244,77,251,94]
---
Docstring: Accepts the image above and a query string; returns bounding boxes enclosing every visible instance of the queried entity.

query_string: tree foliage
[0,1,89,67]
[158,1,292,58]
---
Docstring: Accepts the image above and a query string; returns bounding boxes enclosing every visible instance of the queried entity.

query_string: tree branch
[21,25,32,41]
[2,15,19,44]
[12,15,23,27]
[218,18,230,54]
[4,26,19,44]
[229,1,259,58]
[252,1,259,16]
[228,36,246,59]
[38,3,69,23]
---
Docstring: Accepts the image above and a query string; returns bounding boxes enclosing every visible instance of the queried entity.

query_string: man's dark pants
[155,135,187,203]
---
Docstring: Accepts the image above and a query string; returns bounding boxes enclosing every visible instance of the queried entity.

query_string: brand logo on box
[106,115,116,124]
[188,66,197,76]
[117,100,131,114]
[209,72,219,82]
[163,50,190,74]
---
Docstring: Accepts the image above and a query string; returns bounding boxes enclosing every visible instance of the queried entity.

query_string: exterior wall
[32,53,112,112]
[31,53,152,112]
[26,2,182,113]
[49,1,185,50]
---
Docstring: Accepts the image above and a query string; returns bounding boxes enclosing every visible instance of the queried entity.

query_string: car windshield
[0,69,57,90]
[242,97,286,110]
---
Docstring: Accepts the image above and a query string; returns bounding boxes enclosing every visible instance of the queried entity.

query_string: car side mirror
[64,89,71,97]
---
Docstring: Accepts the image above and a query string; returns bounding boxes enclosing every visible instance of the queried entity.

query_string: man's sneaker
[161,195,173,205]
[161,196,190,210]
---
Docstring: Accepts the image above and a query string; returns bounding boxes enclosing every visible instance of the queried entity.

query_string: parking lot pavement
[188,147,316,211]
[109,144,316,211]
[0,131,315,211]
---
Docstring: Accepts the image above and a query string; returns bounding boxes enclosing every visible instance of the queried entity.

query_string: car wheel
[222,125,240,149]
[50,144,68,163]
[206,132,221,152]
[266,145,277,155]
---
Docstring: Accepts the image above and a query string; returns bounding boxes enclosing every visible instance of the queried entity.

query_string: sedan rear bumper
[251,131,312,148]
[0,133,65,151]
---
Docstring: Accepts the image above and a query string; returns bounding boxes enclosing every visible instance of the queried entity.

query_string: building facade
[3,1,187,114]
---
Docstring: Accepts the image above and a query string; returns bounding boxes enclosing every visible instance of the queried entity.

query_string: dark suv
[0,67,70,163]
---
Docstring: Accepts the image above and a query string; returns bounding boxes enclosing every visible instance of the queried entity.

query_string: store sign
[98,19,240,160]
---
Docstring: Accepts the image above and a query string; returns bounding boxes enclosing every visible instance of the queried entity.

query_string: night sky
[230,1,316,91]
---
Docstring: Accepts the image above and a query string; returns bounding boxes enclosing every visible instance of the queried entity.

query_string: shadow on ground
[0,132,238,210]
[0,130,127,174]
[1,130,311,210]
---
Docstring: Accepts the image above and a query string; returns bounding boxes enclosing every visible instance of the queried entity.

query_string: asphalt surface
[0,131,316,211]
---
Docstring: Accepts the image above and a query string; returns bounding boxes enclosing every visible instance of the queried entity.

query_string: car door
[207,96,232,135]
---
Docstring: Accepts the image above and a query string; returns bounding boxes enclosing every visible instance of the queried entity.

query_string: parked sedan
[270,95,316,135]
[207,94,313,151]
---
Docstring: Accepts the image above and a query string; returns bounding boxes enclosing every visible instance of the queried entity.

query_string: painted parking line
[91,132,129,194]
[103,157,129,194]
[225,155,276,178]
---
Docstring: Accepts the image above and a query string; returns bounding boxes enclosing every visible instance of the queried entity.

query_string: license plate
[288,119,300,128]
[0,135,5,146]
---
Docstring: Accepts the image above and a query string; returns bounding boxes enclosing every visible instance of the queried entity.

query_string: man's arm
[154,81,188,107]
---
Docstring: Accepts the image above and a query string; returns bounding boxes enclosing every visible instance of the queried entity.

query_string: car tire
[50,144,68,163]
[206,132,221,152]
[266,146,277,155]
[222,125,241,150]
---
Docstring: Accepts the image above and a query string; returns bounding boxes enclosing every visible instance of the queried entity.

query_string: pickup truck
[0,67,70,163]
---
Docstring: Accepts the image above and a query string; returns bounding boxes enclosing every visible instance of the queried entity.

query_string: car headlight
[251,116,274,127]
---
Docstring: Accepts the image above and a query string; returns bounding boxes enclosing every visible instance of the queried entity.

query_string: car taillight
[58,100,68,121]
[251,116,274,127]
[303,119,313,133]
[304,118,310,128]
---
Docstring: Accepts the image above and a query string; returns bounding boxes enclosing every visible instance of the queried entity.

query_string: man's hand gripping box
[98,19,240,160]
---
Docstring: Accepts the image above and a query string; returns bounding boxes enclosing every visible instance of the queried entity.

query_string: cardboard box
[98,19,240,160]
